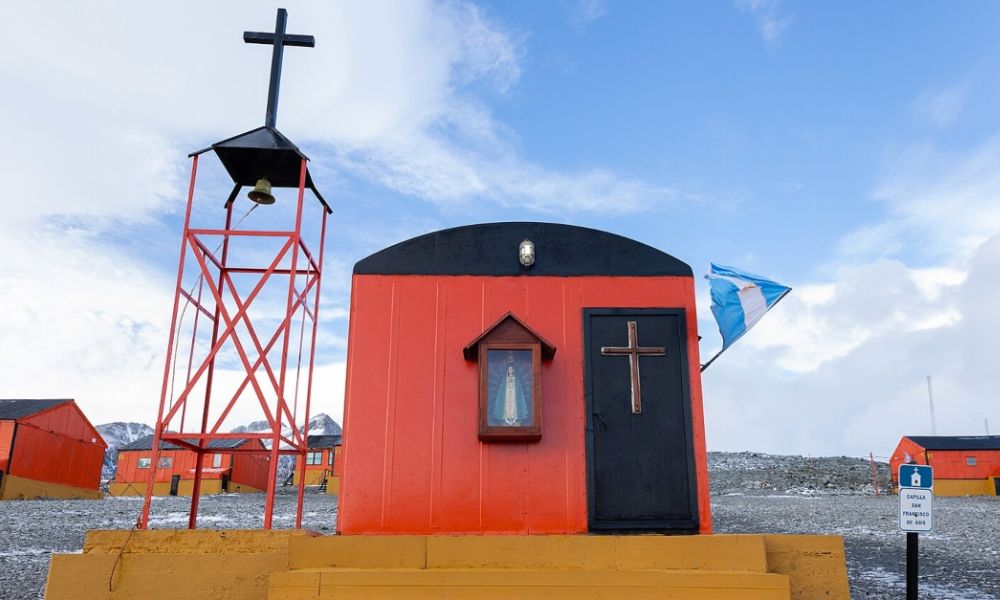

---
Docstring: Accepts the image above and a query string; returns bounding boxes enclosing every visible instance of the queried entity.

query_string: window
[137,457,151,469]
[212,454,223,468]
[158,457,173,468]
[306,451,322,465]
[328,450,335,466]
[966,456,977,466]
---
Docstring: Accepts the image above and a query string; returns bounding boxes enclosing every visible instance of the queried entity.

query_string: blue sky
[2,1,999,456]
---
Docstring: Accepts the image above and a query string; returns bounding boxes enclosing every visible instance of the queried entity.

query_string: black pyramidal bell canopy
[189,8,329,213]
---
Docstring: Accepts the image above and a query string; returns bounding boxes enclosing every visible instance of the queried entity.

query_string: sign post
[898,465,933,600]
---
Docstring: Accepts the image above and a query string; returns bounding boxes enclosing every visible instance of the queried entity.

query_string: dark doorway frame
[582,307,699,533]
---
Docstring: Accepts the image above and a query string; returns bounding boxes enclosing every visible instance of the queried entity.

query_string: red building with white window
[294,434,342,494]
[890,435,1000,496]
[0,399,106,500]
[109,435,269,496]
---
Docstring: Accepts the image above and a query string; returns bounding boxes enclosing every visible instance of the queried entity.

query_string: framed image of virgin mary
[464,312,554,443]
[478,343,542,441]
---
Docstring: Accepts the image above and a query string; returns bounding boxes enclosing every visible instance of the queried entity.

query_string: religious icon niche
[463,312,556,442]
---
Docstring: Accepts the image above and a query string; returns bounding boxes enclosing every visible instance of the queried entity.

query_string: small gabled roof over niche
[463,312,557,361]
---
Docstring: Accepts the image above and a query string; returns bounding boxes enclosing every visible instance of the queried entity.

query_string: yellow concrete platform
[0,473,102,500]
[44,531,850,600]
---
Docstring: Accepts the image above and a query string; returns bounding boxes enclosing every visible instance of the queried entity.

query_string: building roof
[353,222,693,277]
[307,434,342,449]
[119,435,255,452]
[0,399,72,420]
[906,435,1000,451]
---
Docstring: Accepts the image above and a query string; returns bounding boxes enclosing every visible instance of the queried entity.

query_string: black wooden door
[169,474,181,496]
[583,308,698,532]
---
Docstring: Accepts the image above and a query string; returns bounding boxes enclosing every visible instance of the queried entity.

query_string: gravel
[1,453,996,600]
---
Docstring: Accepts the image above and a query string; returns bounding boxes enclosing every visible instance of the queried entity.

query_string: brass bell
[247,178,276,205]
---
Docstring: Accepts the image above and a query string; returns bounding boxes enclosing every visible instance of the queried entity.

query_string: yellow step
[268,568,791,600]
[288,534,770,572]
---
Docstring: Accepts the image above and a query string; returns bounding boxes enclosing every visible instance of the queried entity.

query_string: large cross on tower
[601,321,666,414]
[244,8,315,128]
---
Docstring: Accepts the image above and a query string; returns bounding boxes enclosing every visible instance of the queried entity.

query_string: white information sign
[898,487,933,532]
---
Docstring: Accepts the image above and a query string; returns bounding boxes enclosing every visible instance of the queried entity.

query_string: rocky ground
[1,454,997,599]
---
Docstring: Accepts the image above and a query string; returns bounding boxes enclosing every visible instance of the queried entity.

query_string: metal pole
[140,155,199,529]
[189,202,234,529]
[926,376,937,436]
[295,207,328,528]
[906,532,918,600]
[869,452,880,497]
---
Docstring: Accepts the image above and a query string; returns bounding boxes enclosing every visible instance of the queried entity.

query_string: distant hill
[95,422,153,480]
[95,414,342,482]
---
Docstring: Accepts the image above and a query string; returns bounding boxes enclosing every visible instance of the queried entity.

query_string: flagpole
[700,287,792,373]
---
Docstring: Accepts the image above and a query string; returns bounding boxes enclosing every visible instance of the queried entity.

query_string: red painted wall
[8,425,105,490]
[890,437,1000,481]
[21,402,103,446]
[338,275,711,535]
[232,445,270,490]
[0,421,14,472]
[1,402,106,491]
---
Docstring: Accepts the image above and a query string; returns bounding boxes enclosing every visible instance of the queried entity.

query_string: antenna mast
[926,375,937,436]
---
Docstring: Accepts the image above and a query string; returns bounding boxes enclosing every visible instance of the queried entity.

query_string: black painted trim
[354,222,693,277]
[582,307,700,534]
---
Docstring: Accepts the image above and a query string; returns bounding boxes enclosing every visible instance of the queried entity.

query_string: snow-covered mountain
[95,422,153,480]
[230,413,342,437]
[95,414,341,482]
[229,413,342,483]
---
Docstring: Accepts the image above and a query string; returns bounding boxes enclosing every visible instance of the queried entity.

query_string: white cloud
[703,132,1000,456]
[911,82,969,127]
[735,0,793,46]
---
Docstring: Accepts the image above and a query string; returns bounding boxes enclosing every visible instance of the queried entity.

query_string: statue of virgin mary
[488,352,532,426]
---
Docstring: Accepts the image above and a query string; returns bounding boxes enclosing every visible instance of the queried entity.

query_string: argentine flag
[706,263,791,351]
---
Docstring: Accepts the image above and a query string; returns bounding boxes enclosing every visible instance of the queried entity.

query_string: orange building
[338,223,711,535]
[293,434,342,494]
[0,399,106,500]
[890,435,1000,496]
[108,435,269,496]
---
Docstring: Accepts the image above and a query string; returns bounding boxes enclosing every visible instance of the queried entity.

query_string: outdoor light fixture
[248,177,276,205]
[519,239,535,268]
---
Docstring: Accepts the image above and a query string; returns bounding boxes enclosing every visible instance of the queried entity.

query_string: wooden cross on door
[601,321,666,414]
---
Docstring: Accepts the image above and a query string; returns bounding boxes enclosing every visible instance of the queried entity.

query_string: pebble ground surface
[1,454,997,599]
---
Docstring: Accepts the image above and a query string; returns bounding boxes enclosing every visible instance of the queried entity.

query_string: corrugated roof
[307,434,341,449]
[906,435,1000,451]
[119,435,257,452]
[0,399,71,420]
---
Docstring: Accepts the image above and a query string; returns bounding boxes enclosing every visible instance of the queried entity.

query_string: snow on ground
[1,454,997,600]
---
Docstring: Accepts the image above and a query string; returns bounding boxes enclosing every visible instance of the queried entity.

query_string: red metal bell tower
[139,8,328,529]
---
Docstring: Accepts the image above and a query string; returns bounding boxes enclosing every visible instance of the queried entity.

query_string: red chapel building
[0,399,106,500]
[338,222,712,534]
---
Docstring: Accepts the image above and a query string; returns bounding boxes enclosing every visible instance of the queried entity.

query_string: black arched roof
[353,222,692,277]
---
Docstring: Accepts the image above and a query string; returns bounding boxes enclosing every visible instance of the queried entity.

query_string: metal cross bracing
[139,154,328,529]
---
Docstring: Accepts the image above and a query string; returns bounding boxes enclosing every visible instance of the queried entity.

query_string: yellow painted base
[45,531,849,600]
[325,476,340,495]
[932,478,996,496]
[107,479,264,497]
[0,474,101,500]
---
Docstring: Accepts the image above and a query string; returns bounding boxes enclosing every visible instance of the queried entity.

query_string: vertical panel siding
[8,425,104,490]
[0,421,14,471]
[21,402,104,447]
[338,275,710,534]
